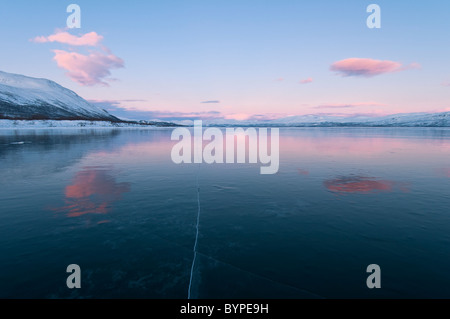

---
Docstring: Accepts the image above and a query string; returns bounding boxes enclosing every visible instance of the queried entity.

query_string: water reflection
[0,129,123,181]
[297,169,309,176]
[436,168,450,178]
[59,167,130,218]
[445,169,450,178]
[2,128,450,298]
[324,176,393,194]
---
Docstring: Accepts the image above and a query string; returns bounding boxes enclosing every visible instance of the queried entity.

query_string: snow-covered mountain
[0,71,118,121]
[265,112,450,127]
[175,112,450,127]
[4,70,447,127]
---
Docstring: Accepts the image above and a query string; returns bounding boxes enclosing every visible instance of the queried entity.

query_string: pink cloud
[300,77,313,84]
[247,113,289,121]
[33,30,124,86]
[32,31,103,46]
[53,50,124,86]
[225,113,253,121]
[331,58,419,77]
[314,102,387,109]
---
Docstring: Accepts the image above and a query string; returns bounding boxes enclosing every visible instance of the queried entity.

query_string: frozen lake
[1,127,450,298]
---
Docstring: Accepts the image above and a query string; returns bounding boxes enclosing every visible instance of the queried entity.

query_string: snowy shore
[0,120,174,129]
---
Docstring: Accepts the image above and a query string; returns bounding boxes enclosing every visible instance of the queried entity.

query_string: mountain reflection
[324,176,393,194]
[60,167,130,218]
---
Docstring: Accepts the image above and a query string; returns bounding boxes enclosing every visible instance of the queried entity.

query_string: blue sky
[0,0,449,121]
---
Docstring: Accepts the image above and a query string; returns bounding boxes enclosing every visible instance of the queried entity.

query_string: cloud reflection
[436,168,450,178]
[324,176,393,194]
[59,167,130,218]
[297,169,310,176]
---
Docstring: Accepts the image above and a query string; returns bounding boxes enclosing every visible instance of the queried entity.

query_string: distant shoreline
[0,119,181,129]
[2,119,450,129]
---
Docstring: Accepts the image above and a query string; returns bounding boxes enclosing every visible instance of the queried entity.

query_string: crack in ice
[188,164,201,299]
[185,164,324,299]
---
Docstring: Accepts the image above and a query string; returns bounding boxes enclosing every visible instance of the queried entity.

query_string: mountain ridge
[2,70,450,127]
[165,112,450,127]
[0,70,119,121]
